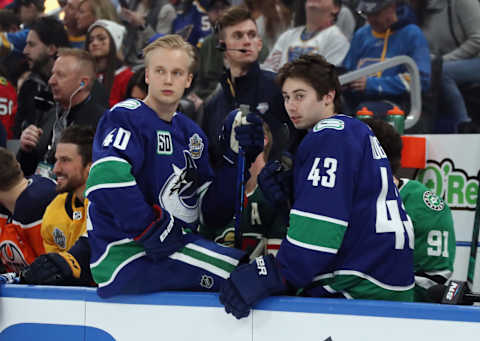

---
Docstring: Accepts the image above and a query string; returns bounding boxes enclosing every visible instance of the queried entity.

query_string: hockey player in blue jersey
[219,54,415,319]
[78,34,264,297]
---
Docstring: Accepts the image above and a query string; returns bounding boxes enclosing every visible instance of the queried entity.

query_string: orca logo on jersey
[313,118,344,132]
[0,241,29,273]
[159,151,206,223]
[157,130,173,155]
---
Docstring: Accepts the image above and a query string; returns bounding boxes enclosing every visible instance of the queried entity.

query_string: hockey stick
[467,175,480,289]
[234,105,250,250]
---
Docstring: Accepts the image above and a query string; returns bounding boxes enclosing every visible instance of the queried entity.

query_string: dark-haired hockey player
[219,54,415,319]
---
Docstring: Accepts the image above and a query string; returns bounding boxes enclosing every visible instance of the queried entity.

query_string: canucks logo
[159,151,209,223]
[200,274,214,289]
[313,119,345,132]
[53,228,67,249]
[188,133,204,159]
[423,191,445,211]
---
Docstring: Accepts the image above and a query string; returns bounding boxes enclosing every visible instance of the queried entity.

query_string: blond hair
[143,34,198,74]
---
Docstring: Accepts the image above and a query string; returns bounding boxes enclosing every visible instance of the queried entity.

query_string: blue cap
[357,0,396,15]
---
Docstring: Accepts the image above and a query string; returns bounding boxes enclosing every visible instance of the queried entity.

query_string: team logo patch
[111,99,141,111]
[157,130,173,155]
[200,274,214,289]
[0,241,28,273]
[73,211,82,220]
[423,191,445,211]
[256,102,269,114]
[53,228,67,249]
[313,119,345,132]
[188,133,204,159]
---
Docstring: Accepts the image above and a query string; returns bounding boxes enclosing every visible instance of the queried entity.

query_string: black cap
[204,0,231,11]
[6,0,45,11]
[357,0,396,15]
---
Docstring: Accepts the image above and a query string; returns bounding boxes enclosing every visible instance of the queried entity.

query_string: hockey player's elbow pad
[21,252,81,285]
[219,254,286,319]
[134,205,184,262]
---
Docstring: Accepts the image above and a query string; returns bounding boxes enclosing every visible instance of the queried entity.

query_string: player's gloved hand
[219,254,286,319]
[219,109,264,166]
[21,252,81,285]
[258,153,293,208]
[134,205,184,262]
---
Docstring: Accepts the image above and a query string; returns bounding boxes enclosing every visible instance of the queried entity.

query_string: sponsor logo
[157,130,173,155]
[53,228,67,249]
[445,281,459,301]
[313,119,345,132]
[188,133,204,159]
[256,256,267,275]
[414,159,479,210]
[200,274,214,289]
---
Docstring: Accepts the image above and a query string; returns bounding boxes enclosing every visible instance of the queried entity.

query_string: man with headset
[17,48,105,177]
[202,6,299,165]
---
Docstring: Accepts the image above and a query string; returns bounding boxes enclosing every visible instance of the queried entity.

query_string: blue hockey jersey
[85,99,243,296]
[172,0,212,47]
[277,115,415,301]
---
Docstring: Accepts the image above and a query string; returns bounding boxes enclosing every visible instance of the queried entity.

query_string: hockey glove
[219,254,286,319]
[134,205,184,262]
[21,252,82,285]
[219,109,264,167]
[258,153,293,208]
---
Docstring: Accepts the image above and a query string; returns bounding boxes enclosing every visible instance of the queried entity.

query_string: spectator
[203,6,298,165]
[41,125,94,254]
[121,0,178,70]
[125,66,147,99]
[63,0,87,48]
[0,67,17,139]
[199,122,287,260]
[75,0,119,35]
[172,0,212,47]
[17,48,105,176]
[219,54,415,320]
[0,147,56,273]
[262,0,350,73]
[7,0,45,28]
[13,16,70,138]
[0,8,20,32]
[84,34,263,297]
[0,122,6,147]
[86,19,133,107]
[341,0,430,118]
[365,118,456,302]
[244,0,292,51]
[411,0,480,133]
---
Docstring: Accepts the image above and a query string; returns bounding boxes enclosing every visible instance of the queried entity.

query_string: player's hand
[21,252,81,285]
[134,205,184,262]
[348,76,367,92]
[258,153,293,208]
[219,255,286,319]
[20,125,43,152]
[219,109,264,166]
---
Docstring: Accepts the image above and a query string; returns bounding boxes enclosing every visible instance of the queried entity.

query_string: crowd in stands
[0,0,475,315]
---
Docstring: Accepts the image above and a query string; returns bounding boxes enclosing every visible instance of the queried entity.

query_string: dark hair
[85,25,122,96]
[216,6,256,39]
[0,9,20,31]
[365,118,403,174]
[276,54,342,112]
[58,125,95,166]
[0,147,23,191]
[30,16,69,48]
[125,67,147,99]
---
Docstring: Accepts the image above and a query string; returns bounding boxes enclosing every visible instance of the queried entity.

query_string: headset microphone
[216,41,248,53]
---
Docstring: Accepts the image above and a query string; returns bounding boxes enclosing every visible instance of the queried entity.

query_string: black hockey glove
[258,153,293,208]
[219,108,264,167]
[21,252,82,285]
[219,255,286,319]
[134,205,184,262]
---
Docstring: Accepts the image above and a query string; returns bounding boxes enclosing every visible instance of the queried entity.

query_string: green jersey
[199,186,287,260]
[399,179,456,302]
